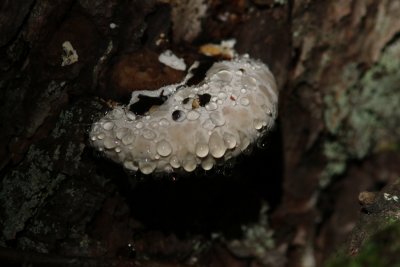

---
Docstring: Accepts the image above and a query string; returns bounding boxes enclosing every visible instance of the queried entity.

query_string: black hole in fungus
[182,97,190,104]
[198,93,211,106]
[129,91,167,115]
[186,58,216,86]
[172,110,183,121]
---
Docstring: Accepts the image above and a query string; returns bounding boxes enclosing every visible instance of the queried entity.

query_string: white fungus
[61,41,78,67]
[90,55,278,174]
[158,50,186,71]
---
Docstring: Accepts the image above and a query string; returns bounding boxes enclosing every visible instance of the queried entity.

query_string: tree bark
[1,1,400,266]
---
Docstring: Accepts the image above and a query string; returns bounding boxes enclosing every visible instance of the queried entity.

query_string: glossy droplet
[218,92,227,100]
[159,118,170,127]
[183,155,197,172]
[136,122,144,129]
[126,112,136,121]
[102,121,114,130]
[150,121,158,128]
[201,156,214,171]
[215,70,233,82]
[254,119,264,130]
[210,112,225,126]
[115,147,121,153]
[156,139,172,157]
[90,135,97,141]
[139,160,156,174]
[116,128,128,139]
[195,143,209,158]
[169,155,180,168]
[241,76,257,87]
[240,97,250,106]
[241,88,247,94]
[97,133,105,140]
[187,110,200,120]
[205,102,218,111]
[124,161,138,171]
[240,135,250,151]
[202,119,215,130]
[209,132,226,158]
[172,110,185,122]
[121,133,135,145]
[223,133,237,149]
[142,129,156,140]
[111,108,123,119]
[104,138,116,149]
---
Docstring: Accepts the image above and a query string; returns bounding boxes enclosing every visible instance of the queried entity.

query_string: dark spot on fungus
[172,110,183,121]
[198,93,211,106]
[129,90,167,115]
[186,58,216,86]
[182,97,190,104]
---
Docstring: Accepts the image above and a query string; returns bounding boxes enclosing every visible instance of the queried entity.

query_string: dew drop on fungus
[195,142,209,158]
[156,139,172,157]
[209,132,226,158]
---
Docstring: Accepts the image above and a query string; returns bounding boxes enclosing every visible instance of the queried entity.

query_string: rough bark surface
[1,0,400,266]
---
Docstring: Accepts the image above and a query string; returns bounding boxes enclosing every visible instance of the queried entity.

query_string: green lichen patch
[322,40,400,184]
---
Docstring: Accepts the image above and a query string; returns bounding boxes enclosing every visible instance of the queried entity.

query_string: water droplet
[139,160,156,174]
[241,88,247,94]
[240,97,250,106]
[97,133,105,140]
[254,119,264,130]
[195,143,209,158]
[172,110,185,122]
[202,119,215,130]
[102,121,114,130]
[156,139,172,157]
[223,133,237,149]
[90,135,97,141]
[136,122,144,129]
[111,108,123,119]
[215,70,233,82]
[142,129,156,140]
[187,110,200,120]
[210,112,225,126]
[169,155,180,168]
[159,118,170,127]
[150,121,158,128]
[218,92,227,100]
[201,156,214,170]
[241,76,257,87]
[209,132,226,158]
[126,112,136,121]
[116,128,128,139]
[239,133,250,151]
[205,102,218,111]
[115,147,121,153]
[124,161,138,171]
[122,133,135,145]
[183,155,197,172]
[104,138,117,149]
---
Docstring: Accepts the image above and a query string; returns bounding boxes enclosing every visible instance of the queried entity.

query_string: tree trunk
[1,1,400,266]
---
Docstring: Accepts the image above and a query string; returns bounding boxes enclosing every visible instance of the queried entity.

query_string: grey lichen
[215,202,277,265]
[322,40,400,185]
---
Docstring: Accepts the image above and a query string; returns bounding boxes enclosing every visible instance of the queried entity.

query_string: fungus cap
[90,55,278,174]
